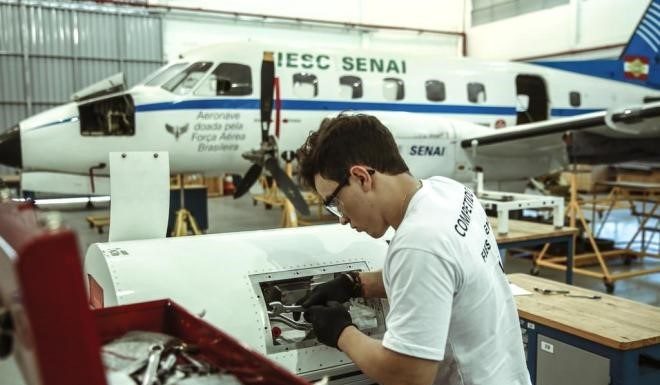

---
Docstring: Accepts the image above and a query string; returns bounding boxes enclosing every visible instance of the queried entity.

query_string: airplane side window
[339,75,363,99]
[162,62,213,95]
[467,82,487,103]
[293,73,318,98]
[383,78,404,101]
[570,91,581,107]
[144,63,188,86]
[426,80,446,102]
[195,63,253,96]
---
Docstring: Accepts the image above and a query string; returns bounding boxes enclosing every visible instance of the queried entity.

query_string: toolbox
[0,201,311,385]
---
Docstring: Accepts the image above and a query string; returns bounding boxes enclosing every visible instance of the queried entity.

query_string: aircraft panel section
[84,224,388,381]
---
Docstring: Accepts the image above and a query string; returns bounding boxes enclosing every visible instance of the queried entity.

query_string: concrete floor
[1,193,658,384]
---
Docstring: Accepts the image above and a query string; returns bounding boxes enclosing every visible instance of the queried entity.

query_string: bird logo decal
[165,123,189,140]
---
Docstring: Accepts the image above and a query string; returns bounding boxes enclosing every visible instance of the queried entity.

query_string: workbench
[510,273,660,385]
[491,217,578,283]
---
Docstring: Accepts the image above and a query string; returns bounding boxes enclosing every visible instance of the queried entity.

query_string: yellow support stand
[280,162,299,228]
[172,173,202,237]
[172,207,202,236]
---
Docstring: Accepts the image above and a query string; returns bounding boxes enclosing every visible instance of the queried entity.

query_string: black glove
[301,273,361,308]
[304,301,354,349]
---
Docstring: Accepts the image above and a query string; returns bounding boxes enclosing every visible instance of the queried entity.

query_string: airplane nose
[0,126,22,168]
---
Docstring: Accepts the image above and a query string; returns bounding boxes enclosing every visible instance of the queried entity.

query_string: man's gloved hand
[301,273,361,308]
[304,301,354,349]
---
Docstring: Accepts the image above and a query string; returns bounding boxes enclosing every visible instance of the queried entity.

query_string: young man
[296,114,531,385]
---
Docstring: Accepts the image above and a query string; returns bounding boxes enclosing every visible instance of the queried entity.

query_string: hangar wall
[155,0,465,61]
[467,0,652,60]
[0,1,163,128]
[149,0,466,32]
[0,0,163,176]
[161,14,462,62]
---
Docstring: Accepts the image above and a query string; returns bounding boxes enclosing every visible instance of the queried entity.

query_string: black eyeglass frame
[322,169,375,217]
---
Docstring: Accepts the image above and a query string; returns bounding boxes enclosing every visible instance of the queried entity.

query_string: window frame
[194,62,254,97]
[161,61,214,95]
[569,91,581,107]
[292,72,319,98]
[383,77,405,101]
[339,75,363,99]
[467,82,487,104]
[425,79,446,102]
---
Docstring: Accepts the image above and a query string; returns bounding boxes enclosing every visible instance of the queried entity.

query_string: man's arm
[338,326,439,385]
[358,270,386,298]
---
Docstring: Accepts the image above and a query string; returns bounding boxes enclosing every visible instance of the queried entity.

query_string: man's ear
[349,165,373,191]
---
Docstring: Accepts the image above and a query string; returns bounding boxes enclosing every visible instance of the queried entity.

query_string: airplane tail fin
[532,1,660,90]
[619,0,660,87]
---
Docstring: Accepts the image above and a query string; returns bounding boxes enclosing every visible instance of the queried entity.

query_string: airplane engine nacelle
[84,224,389,384]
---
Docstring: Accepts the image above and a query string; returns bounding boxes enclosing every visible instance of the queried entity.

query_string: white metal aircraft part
[84,224,389,384]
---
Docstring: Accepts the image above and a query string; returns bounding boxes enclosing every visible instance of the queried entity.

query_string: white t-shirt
[382,176,531,385]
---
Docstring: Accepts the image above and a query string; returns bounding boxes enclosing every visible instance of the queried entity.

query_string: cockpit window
[162,62,213,95]
[144,63,188,86]
[195,63,253,96]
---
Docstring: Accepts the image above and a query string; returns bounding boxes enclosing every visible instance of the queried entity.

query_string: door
[515,75,549,124]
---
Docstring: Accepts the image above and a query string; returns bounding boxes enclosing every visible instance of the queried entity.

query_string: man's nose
[340,217,350,225]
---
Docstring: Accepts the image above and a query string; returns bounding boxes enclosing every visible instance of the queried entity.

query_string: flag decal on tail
[624,56,650,80]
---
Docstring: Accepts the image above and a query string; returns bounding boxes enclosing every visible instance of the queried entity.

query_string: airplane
[1,1,659,202]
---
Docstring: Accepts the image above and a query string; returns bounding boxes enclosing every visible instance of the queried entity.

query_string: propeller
[233,52,310,216]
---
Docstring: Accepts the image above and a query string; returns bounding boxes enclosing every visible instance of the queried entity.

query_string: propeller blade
[260,52,275,144]
[233,163,263,199]
[264,157,310,216]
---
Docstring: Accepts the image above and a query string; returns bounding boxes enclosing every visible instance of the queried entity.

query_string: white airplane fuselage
[10,43,660,194]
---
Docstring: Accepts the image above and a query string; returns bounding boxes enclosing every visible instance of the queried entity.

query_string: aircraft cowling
[568,131,660,164]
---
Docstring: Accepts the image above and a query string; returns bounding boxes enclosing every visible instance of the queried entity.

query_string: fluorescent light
[12,196,111,205]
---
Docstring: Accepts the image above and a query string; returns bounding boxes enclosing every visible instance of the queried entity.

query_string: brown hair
[297,113,409,190]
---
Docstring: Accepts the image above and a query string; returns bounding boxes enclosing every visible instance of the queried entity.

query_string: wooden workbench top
[489,217,578,245]
[509,273,660,350]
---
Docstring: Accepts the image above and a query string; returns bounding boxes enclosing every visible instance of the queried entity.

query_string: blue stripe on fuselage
[30,99,602,130]
[135,98,598,116]
[26,116,79,131]
[136,99,517,115]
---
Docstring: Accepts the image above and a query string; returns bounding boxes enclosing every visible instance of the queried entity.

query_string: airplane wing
[461,101,660,168]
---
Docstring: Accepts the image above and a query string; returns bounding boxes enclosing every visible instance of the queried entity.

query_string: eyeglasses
[323,177,349,218]
[322,169,374,218]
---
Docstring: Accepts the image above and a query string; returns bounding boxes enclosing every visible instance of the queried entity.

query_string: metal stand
[172,174,201,237]
[535,172,660,293]
[475,171,564,235]
[279,162,298,228]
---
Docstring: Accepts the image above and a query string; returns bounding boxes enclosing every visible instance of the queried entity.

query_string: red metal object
[95,300,310,385]
[0,201,311,385]
[271,326,282,338]
[0,201,107,385]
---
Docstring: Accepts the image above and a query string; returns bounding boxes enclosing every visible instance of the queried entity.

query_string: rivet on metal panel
[121,153,127,158]
[153,153,158,158]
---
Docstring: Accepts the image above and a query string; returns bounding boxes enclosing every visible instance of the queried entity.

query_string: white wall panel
[467,0,651,60]
[162,16,460,62]
[150,0,464,32]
